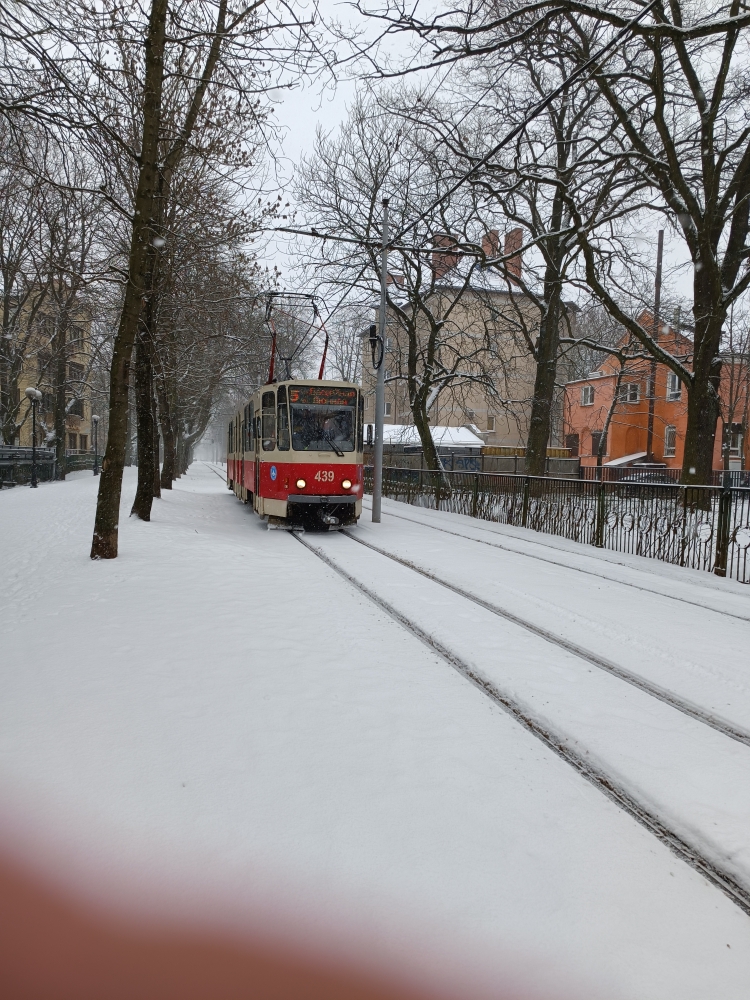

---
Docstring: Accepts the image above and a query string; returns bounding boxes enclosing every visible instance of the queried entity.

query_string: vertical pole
[30,397,38,488]
[646,229,664,461]
[93,415,100,475]
[372,197,389,523]
[714,484,732,577]
[521,475,530,527]
[595,480,606,548]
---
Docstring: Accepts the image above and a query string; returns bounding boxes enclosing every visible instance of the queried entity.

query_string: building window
[590,430,606,456]
[729,423,742,458]
[487,415,495,432]
[68,433,78,450]
[79,434,88,452]
[69,397,84,418]
[68,324,84,348]
[465,409,475,421]
[384,369,392,381]
[384,402,392,417]
[664,425,677,458]
[565,433,579,457]
[581,385,594,406]
[666,373,682,401]
[620,382,640,403]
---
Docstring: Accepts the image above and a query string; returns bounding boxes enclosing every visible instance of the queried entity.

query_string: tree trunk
[90,0,168,558]
[412,395,444,476]
[152,389,161,498]
[681,296,724,486]
[525,291,562,477]
[54,324,66,480]
[681,368,721,485]
[131,328,156,520]
[156,377,175,488]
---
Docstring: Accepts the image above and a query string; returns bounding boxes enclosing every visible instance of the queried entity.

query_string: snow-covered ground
[1,463,749,999]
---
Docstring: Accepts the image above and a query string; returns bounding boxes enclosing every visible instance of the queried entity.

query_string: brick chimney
[432,234,459,280]
[504,227,523,284]
[482,230,499,260]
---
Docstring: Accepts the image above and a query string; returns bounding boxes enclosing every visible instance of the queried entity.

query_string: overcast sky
[260,3,696,313]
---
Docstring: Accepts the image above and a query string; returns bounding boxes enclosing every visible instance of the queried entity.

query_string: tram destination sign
[290,386,357,407]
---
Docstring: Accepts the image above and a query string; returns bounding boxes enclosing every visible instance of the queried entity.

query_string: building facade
[361,231,574,452]
[15,305,96,456]
[563,315,749,471]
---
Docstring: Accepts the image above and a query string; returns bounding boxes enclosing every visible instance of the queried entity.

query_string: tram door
[253,407,261,508]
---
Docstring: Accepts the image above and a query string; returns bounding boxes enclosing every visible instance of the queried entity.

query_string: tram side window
[357,392,364,452]
[262,391,276,451]
[244,406,250,452]
[228,423,233,453]
[277,385,290,451]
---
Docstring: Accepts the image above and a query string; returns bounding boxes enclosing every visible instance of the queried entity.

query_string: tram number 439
[314,470,335,482]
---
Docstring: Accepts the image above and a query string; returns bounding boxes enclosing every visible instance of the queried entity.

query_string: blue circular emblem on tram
[270,465,278,481]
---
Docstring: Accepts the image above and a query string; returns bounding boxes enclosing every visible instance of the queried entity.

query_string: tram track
[293,530,750,918]
[360,499,750,624]
[340,530,750,748]
[210,460,749,742]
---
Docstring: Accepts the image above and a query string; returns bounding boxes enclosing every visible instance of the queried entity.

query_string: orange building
[563,314,750,472]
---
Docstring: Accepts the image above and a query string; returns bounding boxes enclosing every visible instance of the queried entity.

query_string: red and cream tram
[227,380,364,529]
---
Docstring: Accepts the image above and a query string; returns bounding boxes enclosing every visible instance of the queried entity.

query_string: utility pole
[646,229,664,462]
[372,197,389,523]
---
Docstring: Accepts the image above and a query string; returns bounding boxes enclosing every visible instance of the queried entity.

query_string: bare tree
[297,91,514,472]
[357,1,750,484]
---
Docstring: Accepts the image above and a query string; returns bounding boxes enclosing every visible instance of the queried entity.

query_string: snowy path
[1,464,750,999]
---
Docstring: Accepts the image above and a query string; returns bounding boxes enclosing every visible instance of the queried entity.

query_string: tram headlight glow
[296,478,306,489]
[342,479,352,490]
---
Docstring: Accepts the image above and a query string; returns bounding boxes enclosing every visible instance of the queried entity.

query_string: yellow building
[16,306,94,455]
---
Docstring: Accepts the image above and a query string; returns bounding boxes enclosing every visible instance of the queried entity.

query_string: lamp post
[372,197,389,523]
[92,414,100,475]
[24,386,42,488]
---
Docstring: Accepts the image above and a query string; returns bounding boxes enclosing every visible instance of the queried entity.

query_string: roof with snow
[379,423,485,450]
[604,452,648,467]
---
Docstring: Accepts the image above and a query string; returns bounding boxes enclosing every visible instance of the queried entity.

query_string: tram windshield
[289,385,357,453]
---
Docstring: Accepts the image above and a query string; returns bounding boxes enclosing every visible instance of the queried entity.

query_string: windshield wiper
[323,433,344,457]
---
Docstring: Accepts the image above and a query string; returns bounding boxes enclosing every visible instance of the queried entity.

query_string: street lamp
[92,414,100,475]
[24,386,42,488]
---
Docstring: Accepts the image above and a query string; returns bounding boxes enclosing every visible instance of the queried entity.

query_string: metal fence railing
[0,447,56,487]
[0,447,96,487]
[579,465,750,487]
[365,466,750,585]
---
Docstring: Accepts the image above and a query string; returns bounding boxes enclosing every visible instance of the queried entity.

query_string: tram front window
[290,385,356,453]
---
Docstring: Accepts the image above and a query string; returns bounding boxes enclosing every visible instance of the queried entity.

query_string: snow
[1,464,750,999]
[604,452,648,466]
[379,424,485,449]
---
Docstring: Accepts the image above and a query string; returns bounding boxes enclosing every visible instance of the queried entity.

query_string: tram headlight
[342,479,352,490]
[296,478,306,489]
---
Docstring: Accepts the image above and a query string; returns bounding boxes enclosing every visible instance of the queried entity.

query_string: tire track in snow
[293,531,750,919]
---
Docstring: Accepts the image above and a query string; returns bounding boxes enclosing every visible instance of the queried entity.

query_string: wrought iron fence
[0,447,95,487]
[364,466,750,585]
[0,447,56,487]
[579,465,750,487]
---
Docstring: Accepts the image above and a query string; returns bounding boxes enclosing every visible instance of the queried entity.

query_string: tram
[227,379,365,529]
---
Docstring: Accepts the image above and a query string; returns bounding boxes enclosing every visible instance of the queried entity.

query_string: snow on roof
[604,452,648,467]
[380,423,485,449]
